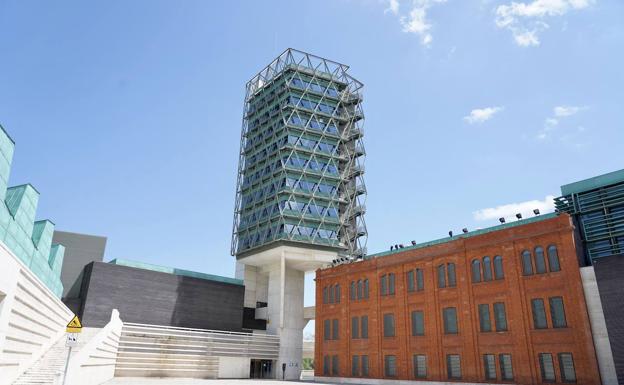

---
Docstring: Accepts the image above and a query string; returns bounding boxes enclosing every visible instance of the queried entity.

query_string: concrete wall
[580,266,618,385]
[65,310,122,385]
[78,262,245,330]
[0,240,74,385]
[593,254,624,385]
[53,230,107,299]
[218,357,251,378]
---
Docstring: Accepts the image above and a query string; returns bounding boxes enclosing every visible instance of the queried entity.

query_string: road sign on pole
[62,315,82,385]
[66,315,82,333]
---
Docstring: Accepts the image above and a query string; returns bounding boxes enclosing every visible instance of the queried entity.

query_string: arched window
[471,260,482,283]
[447,263,457,287]
[335,284,341,303]
[357,280,363,299]
[364,279,370,298]
[535,246,547,274]
[548,245,561,272]
[483,256,493,281]
[493,256,504,280]
[323,286,328,304]
[438,264,447,288]
[350,281,356,301]
[522,250,533,276]
[329,285,334,303]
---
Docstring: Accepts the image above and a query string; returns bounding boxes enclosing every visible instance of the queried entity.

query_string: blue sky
[0,0,622,317]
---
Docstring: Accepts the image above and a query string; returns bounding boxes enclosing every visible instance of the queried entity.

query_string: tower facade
[232,49,367,379]
[232,48,367,259]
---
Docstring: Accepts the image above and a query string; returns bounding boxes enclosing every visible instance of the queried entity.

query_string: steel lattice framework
[231,49,367,258]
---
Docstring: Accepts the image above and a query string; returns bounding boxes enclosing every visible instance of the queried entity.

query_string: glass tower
[232,49,367,258]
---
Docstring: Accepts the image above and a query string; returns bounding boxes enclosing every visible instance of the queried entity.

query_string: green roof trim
[108,258,243,286]
[367,212,560,260]
[561,169,624,196]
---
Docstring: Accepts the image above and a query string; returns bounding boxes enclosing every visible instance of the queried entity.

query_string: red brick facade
[315,214,601,384]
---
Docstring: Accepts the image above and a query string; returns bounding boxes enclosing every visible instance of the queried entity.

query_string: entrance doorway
[250,359,273,379]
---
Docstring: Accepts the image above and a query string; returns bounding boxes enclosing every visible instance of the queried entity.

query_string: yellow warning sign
[66,315,82,333]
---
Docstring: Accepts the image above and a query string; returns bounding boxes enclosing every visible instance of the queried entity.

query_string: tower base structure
[236,244,337,380]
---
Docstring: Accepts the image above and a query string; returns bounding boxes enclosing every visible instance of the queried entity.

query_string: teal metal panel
[108,258,244,286]
[0,125,65,297]
[367,213,560,260]
[561,169,624,196]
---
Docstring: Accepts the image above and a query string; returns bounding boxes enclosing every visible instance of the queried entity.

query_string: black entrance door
[250,359,273,379]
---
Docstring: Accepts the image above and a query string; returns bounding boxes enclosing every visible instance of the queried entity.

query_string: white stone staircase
[12,328,100,385]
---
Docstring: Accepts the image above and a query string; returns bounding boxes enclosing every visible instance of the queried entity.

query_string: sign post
[61,315,82,385]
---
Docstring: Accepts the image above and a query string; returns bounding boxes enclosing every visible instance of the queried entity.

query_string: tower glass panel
[232,49,367,258]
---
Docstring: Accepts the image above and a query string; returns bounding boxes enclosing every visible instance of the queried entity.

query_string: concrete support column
[266,257,305,380]
[580,266,619,385]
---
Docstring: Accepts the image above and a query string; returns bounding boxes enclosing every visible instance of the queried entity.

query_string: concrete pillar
[266,256,305,380]
[580,266,618,385]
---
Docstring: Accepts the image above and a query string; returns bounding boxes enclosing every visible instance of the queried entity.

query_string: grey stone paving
[103,379,332,385]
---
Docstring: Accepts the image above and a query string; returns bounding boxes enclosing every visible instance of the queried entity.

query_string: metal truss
[231,48,367,258]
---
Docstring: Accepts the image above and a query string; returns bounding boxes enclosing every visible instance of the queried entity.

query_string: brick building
[315,213,601,384]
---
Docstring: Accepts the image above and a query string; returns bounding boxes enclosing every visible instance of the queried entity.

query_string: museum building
[315,213,602,384]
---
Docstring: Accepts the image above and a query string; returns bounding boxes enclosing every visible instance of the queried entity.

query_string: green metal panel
[0,126,65,297]
[108,258,244,286]
[561,169,624,196]
[367,213,560,260]
[232,49,367,258]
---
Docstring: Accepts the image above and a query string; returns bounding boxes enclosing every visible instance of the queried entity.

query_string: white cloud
[554,105,587,117]
[463,106,503,124]
[537,105,588,140]
[473,195,555,222]
[495,0,594,47]
[385,0,400,14]
[382,0,447,46]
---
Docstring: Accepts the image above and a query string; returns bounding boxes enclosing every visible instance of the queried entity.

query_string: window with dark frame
[351,355,359,377]
[324,319,330,340]
[472,259,482,283]
[500,354,514,381]
[539,353,556,382]
[416,268,424,291]
[351,316,359,339]
[548,245,561,272]
[443,307,458,334]
[558,353,576,383]
[494,302,508,331]
[384,355,397,377]
[438,264,446,288]
[483,354,496,380]
[411,310,425,336]
[413,354,427,378]
[483,256,493,281]
[479,304,492,332]
[446,354,462,379]
[332,319,339,340]
[550,297,567,328]
[494,255,505,279]
[447,263,457,287]
[522,250,534,276]
[535,246,547,274]
[383,313,395,337]
[361,315,369,339]
[362,355,369,377]
[532,298,548,329]
[332,355,339,376]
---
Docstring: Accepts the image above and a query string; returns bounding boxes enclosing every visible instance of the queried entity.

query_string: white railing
[115,322,280,378]
[0,240,74,385]
[64,309,122,385]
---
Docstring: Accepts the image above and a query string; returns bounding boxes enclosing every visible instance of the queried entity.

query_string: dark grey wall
[79,262,245,331]
[594,254,624,385]
[53,230,107,298]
